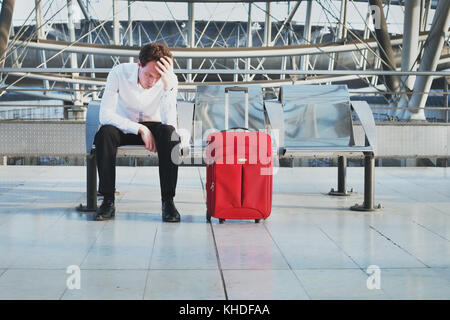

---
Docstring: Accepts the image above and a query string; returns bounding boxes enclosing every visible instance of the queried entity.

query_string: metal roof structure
[0,0,449,121]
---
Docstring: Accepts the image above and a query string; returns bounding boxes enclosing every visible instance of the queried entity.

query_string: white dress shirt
[99,62,178,135]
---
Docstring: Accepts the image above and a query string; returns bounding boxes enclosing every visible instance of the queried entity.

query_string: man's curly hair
[139,42,173,67]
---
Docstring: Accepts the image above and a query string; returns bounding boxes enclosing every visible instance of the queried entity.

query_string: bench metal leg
[329,156,354,196]
[76,152,98,212]
[351,153,382,212]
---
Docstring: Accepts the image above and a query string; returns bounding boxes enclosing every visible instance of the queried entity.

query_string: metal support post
[338,155,346,193]
[328,0,347,81]
[35,0,49,94]
[329,155,354,196]
[67,0,83,111]
[128,0,133,63]
[420,0,432,32]
[395,0,421,119]
[339,0,348,40]
[264,2,271,47]
[77,0,90,20]
[445,77,448,123]
[245,3,252,82]
[112,0,119,45]
[0,0,15,76]
[76,151,98,212]
[300,0,312,72]
[358,10,371,70]
[280,56,287,80]
[187,2,195,82]
[235,25,239,82]
[351,152,382,211]
[371,53,381,86]
[408,0,450,121]
[281,1,287,83]
[369,0,401,95]
[88,21,98,100]
[138,22,142,46]
[9,18,18,67]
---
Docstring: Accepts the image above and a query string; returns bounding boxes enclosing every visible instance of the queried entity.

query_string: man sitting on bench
[94,42,181,222]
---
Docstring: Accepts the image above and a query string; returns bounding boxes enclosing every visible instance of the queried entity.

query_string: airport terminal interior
[0,0,449,300]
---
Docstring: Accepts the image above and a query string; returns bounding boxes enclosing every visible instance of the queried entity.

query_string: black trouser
[94,122,180,202]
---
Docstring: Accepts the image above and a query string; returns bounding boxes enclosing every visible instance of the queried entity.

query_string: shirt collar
[127,63,139,84]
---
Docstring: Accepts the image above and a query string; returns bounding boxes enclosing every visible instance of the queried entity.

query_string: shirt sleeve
[99,67,142,135]
[159,84,179,132]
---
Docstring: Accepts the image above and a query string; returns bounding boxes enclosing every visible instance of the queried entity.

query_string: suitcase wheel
[255,219,261,223]
[206,211,211,223]
[219,219,226,224]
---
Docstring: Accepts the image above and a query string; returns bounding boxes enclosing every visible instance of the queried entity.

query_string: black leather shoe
[162,199,180,222]
[94,198,115,221]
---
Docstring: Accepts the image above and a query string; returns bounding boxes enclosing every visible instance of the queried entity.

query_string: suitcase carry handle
[224,86,249,130]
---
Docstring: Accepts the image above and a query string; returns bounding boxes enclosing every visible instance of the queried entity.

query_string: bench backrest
[280,84,352,148]
[194,84,266,147]
[85,100,194,154]
[84,84,376,156]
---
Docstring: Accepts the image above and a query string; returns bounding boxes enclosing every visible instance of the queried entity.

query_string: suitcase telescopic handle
[220,127,252,132]
[224,86,249,130]
[225,86,248,93]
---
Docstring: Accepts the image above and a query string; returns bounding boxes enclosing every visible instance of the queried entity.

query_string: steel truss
[0,0,448,121]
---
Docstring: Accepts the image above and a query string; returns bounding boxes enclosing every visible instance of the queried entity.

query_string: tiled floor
[0,165,449,300]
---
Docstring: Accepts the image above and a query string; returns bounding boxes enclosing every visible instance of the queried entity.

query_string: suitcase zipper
[241,165,244,207]
[211,166,215,214]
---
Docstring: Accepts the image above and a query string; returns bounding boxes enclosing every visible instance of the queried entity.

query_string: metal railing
[2,67,450,76]
[0,68,448,122]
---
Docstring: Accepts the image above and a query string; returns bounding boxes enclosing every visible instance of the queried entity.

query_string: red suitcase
[206,86,273,223]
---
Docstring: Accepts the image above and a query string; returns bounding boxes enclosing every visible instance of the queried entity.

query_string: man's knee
[160,124,179,142]
[95,125,120,145]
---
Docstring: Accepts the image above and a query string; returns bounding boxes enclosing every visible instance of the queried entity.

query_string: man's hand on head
[138,125,157,152]
[155,56,178,91]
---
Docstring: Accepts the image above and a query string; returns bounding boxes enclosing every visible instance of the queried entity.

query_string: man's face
[138,60,161,89]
